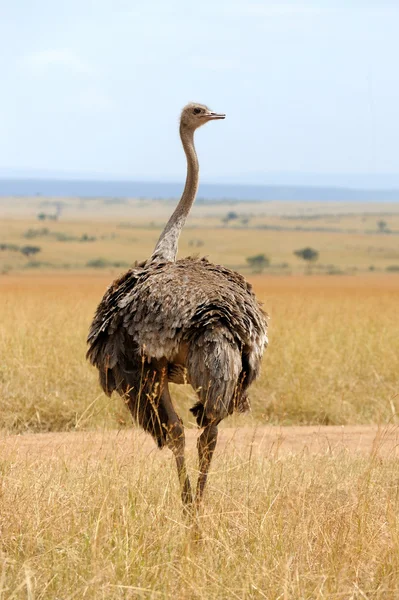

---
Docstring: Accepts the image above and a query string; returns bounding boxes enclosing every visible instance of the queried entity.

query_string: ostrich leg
[195,421,219,506]
[161,384,193,506]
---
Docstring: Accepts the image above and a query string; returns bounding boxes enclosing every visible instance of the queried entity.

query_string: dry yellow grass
[1,199,399,274]
[0,273,398,432]
[1,427,399,599]
[1,244,399,597]
[1,198,399,599]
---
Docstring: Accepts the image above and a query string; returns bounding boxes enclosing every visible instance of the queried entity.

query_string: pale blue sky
[0,1,398,183]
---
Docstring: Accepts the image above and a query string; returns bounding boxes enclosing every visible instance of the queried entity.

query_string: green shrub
[294,247,319,262]
[24,228,49,239]
[246,253,270,273]
[86,258,129,269]
[20,246,41,257]
[0,243,20,252]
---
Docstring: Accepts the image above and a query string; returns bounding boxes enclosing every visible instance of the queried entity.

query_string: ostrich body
[87,103,268,507]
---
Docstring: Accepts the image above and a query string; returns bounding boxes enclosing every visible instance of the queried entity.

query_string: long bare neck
[150,124,198,262]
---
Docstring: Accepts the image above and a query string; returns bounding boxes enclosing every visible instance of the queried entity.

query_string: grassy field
[1,428,399,599]
[1,198,399,274]
[0,272,398,432]
[1,198,399,598]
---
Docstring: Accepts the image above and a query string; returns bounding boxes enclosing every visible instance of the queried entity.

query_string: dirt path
[2,425,399,463]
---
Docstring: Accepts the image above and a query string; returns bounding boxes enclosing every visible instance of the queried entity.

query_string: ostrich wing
[87,257,268,380]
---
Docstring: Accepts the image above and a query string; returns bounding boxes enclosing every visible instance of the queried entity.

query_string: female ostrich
[87,103,268,507]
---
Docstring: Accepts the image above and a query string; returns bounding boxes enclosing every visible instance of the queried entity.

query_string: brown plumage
[87,103,268,508]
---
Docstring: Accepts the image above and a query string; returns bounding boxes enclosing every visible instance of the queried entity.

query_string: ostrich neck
[150,125,199,262]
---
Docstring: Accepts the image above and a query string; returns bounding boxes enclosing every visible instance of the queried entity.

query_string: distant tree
[222,211,239,225]
[294,247,319,263]
[24,228,49,239]
[246,253,270,273]
[0,243,20,252]
[377,220,389,233]
[86,258,109,268]
[80,234,96,242]
[37,213,46,221]
[20,245,41,257]
[54,202,64,219]
[86,258,129,269]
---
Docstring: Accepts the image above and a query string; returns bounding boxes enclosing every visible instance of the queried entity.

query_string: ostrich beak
[206,112,226,120]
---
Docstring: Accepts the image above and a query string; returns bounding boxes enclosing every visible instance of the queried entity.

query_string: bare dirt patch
[2,425,399,465]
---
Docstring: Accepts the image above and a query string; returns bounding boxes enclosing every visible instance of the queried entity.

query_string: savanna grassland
[1,272,399,432]
[1,196,399,274]
[1,197,399,598]
[2,426,399,599]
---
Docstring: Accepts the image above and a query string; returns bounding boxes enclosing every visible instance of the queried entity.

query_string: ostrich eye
[193,107,201,115]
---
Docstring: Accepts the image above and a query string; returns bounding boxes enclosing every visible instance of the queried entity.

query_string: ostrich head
[180,103,225,130]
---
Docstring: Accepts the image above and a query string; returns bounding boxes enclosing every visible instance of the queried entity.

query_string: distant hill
[0,178,399,202]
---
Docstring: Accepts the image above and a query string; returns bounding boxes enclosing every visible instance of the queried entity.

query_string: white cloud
[22,49,93,75]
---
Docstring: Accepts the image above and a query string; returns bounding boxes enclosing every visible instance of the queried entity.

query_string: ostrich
[87,103,268,508]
